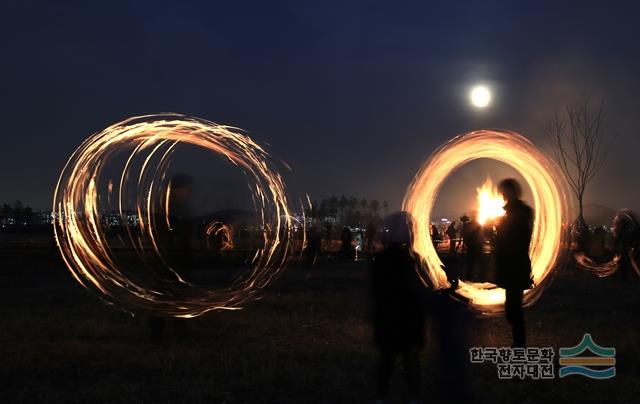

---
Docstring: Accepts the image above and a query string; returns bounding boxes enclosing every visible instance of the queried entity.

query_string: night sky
[2,1,639,215]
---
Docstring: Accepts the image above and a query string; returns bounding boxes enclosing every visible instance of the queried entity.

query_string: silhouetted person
[149,173,195,344]
[575,217,589,252]
[431,223,441,248]
[166,173,195,273]
[457,213,470,250]
[371,212,425,403]
[590,226,607,260]
[305,224,322,265]
[446,221,457,255]
[612,209,640,280]
[494,178,533,348]
[340,226,353,259]
[428,287,473,402]
[463,214,483,281]
[366,222,377,253]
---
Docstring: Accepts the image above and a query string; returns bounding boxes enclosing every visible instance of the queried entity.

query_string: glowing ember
[574,253,621,277]
[53,113,297,318]
[476,178,505,225]
[403,130,571,313]
[205,221,234,252]
[574,209,640,278]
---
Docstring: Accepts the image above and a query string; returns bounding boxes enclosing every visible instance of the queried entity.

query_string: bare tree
[544,97,609,227]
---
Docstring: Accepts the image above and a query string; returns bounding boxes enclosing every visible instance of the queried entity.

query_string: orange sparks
[205,221,234,252]
[53,114,298,318]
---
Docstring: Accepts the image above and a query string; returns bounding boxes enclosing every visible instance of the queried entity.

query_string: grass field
[1,247,638,403]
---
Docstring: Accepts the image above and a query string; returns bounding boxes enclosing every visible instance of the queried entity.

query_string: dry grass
[1,248,638,403]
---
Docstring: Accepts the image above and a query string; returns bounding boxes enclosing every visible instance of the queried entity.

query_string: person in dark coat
[446,221,457,255]
[149,173,195,344]
[304,224,322,265]
[431,223,442,250]
[457,213,470,251]
[494,178,533,347]
[428,287,473,402]
[463,213,483,281]
[365,222,377,253]
[340,226,354,259]
[166,173,195,273]
[371,212,426,402]
[612,209,640,280]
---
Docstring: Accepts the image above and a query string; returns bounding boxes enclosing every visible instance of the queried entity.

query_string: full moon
[470,85,492,108]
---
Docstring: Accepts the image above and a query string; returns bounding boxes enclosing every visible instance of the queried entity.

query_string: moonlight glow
[470,85,492,108]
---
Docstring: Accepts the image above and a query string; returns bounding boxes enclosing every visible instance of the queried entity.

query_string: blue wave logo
[559,334,615,379]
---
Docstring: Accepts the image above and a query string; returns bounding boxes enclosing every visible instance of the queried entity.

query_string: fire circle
[53,114,295,317]
[403,130,570,313]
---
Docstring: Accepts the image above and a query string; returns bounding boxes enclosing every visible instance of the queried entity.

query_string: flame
[476,178,505,225]
[53,113,298,318]
[403,130,571,313]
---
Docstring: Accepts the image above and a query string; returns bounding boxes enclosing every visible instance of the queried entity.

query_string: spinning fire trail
[574,209,640,278]
[403,130,571,313]
[53,114,298,318]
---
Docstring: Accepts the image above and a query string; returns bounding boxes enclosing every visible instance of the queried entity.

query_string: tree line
[0,200,34,225]
[308,196,390,227]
